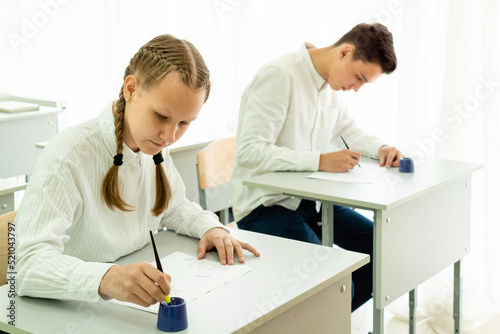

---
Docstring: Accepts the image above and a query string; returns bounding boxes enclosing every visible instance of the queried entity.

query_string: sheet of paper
[110,252,252,314]
[307,161,387,183]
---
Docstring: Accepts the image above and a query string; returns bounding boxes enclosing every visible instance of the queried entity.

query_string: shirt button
[130,166,136,172]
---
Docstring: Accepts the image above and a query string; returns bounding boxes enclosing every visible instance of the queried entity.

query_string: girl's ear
[123,75,139,103]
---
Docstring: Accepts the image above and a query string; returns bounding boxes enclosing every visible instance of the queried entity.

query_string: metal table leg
[373,209,384,334]
[409,288,417,334]
[321,202,334,246]
[454,260,462,334]
[373,306,384,334]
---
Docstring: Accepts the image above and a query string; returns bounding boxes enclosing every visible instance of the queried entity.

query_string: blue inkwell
[157,297,188,332]
[399,157,415,173]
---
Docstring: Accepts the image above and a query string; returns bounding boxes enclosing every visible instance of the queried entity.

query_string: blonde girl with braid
[15,35,259,308]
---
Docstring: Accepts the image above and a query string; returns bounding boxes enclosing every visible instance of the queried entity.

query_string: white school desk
[242,158,482,334]
[0,228,368,334]
[0,179,27,214]
[0,98,63,179]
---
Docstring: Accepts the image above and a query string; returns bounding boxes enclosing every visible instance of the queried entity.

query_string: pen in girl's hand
[149,230,171,305]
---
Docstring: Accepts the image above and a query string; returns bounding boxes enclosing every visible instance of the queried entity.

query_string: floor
[351,296,439,334]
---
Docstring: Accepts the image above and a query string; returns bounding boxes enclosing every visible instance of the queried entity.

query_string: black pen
[149,230,171,304]
[340,135,361,168]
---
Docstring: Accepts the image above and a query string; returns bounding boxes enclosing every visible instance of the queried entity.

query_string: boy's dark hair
[333,23,397,74]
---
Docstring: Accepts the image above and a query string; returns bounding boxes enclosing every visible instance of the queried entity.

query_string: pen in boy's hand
[149,230,171,305]
[340,135,361,168]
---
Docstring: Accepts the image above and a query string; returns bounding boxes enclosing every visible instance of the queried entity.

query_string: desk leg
[454,260,462,334]
[409,288,417,334]
[373,306,384,334]
[373,209,384,334]
[321,202,334,246]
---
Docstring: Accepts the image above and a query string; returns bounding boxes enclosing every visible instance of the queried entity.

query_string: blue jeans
[237,199,373,311]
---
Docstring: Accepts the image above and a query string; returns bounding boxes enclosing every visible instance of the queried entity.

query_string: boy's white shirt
[15,104,225,302]
[231,43,386,221]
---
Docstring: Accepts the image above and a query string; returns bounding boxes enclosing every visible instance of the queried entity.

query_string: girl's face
[122,71,205,155]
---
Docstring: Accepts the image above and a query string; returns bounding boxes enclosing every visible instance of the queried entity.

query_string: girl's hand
[98,262,171,307]
[197,227,260,265]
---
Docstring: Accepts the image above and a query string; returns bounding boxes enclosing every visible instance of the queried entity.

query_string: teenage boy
[232,23,403,311]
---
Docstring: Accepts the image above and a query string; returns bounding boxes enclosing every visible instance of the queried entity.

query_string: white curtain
[2,0,499,332]
[431,0,500,332]
[480,0,500,310]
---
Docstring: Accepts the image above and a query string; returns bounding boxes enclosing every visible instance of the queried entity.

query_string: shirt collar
[99,103,143,167]
[301,43,328,91]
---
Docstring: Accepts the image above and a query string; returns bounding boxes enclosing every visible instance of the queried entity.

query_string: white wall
[1,0,407,146]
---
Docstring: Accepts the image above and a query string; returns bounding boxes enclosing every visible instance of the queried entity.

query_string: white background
[1,1,499,332]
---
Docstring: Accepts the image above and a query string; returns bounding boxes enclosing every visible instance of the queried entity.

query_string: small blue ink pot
[399,157,415,173]
[157,297,188,332]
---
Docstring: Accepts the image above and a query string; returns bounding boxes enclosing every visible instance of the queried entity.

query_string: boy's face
[122,71,205,155]
[328,48,383,92]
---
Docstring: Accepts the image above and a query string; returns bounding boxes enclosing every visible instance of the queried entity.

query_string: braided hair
[102,35,211,216]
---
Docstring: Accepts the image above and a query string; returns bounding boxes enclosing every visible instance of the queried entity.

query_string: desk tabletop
[0,179,27,196]
[243,158,482,210]
[0,106,63,123]
[0,228,368,334]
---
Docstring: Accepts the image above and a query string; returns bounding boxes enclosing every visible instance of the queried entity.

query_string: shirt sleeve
[16,173,114,302]
[330,96,386,159]
[235,65,320,174]
[159,152,227,239]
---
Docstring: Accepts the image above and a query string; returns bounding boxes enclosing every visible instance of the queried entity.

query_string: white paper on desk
[307,163,387,183]
[110,251,252,314]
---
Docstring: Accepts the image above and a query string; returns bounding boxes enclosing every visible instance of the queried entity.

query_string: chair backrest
[196,137,236,223]
[0,211,17,286]
[197,137,236,190]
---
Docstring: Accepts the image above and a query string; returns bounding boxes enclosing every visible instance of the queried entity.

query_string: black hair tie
[113,154,124,166]
[153,152,164,165]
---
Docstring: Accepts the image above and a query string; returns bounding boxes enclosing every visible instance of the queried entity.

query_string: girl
[15,34,259,308]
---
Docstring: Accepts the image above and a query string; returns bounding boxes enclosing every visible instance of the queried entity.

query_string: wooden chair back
[197,137,236,190]
[0,211,17,286]
[196,137,236,225]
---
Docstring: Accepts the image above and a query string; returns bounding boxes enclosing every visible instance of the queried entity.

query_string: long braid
[153,155,170,216]
[114,89,126,156]
[102,88,133,211]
